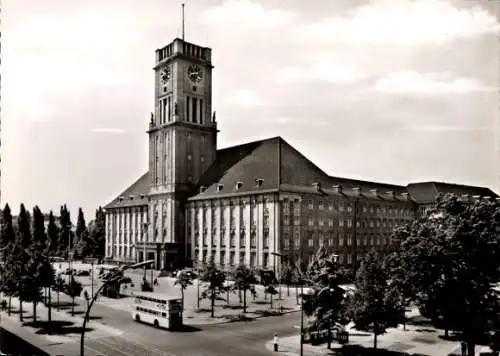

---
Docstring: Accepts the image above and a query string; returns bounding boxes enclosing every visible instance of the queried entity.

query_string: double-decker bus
[131,291,183,329]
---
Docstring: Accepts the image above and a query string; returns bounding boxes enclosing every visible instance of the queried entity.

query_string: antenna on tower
[181,3,185,41]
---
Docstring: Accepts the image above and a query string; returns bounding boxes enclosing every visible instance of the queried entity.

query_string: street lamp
[80,259,154,356]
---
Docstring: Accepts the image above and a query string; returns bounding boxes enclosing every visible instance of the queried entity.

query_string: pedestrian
[461,341,466,356]
[154,278,158,286]
[273,333,279,352]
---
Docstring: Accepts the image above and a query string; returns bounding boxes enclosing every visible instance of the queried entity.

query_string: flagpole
[181,3,185,41]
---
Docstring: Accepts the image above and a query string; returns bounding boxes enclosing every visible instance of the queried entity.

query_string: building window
[328,202,334,211]
[294,231,300,247]
[363,206,367,213]
[239,252,245,265]
[263,253,268,267]
[339,220,344,227]
[283,216,290,225]
[308,218,314,226]
[250,231,256,247]
[284,239,290,249]
[240,230,245,246]
[250,252,256,266]
[263,229,269,248]
[230,231,236,247]
[308,238,313,248]
[339,203,344,212]
[318,219,324,226]
[318,201,324,210]
[220,251,226,266]
[294,217,300,226]
[339,236,344,246]
[308,200,314,209]
[230,251,236,266]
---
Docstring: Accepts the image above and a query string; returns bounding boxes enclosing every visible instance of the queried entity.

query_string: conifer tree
[46,211,59,255]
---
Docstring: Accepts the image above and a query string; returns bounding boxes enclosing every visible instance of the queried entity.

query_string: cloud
[370,70,493,94]
[201,0,297,29]
[277,61,366,84]
[91,128,126,134]
[224,90,262,107]
[399,126,490,132]
[297,0,499,46]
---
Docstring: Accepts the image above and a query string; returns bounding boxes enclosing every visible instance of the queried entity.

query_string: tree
[75,208,89,258]
[15,204,32,322]
[65,276,83,316]
[85,207,106,259]
[58,205,72,257]
[302,247,349,348]
[389,194,500,356]
[384,224,416,331]
[0,204,15,251]
[53,275,65,311]
[280,263,294,297]
[199,262,226,318]
[46,211,59,255]
[174,270,193,314]
[349,250,404,349]
[26,206,55,324]
[0,204,16,313]
[232,264,257,313]
[292,258,308,305]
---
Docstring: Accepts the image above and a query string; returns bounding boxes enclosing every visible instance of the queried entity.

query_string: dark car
[76,270,90,276]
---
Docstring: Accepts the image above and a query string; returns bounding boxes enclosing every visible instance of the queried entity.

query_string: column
[244,199,251,265]
[207,202,213,262]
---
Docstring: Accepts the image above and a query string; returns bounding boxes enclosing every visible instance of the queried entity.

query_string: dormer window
[217,184,224,192]
[312,182,321,191]
[129,195,134,200]
[140,194,146,199]
[255,178,264,187]
[235,181,243,190]
[200,186,206,193]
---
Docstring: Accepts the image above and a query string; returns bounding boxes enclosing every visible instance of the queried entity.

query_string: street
[84,308,300,356]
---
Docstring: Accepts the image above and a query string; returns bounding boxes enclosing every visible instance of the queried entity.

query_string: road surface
[54,292,300,356]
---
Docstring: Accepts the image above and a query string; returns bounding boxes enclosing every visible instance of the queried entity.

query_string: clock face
[160,66,170,83]
[187,64,203,83]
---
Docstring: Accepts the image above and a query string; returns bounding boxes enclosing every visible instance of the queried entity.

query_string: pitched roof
[104,136,498,207]
[407,181,498,204]
[193,137,281,199]
[104,172,150,209]
[190,136,412,201]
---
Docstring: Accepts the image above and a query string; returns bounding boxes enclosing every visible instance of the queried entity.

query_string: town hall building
[103,37,497,272]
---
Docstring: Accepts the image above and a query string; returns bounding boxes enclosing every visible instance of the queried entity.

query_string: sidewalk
[264,313,494,356]
[0,296,124,356]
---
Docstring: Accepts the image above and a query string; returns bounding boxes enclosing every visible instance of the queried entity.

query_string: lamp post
[80,259,154,356]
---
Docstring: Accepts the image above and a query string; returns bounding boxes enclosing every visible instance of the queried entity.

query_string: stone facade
[103,37,498,271]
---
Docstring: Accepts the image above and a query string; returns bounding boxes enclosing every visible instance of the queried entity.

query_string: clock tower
[146,38,217,270]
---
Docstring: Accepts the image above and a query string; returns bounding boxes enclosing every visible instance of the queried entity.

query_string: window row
[194,250,267,267]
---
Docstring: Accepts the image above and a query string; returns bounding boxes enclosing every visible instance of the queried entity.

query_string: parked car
[76,270,90,276]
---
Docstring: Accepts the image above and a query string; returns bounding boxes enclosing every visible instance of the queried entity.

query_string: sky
[1,0,499,220]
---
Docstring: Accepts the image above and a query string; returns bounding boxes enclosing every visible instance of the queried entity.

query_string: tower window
[235,181,243,190]
[255,178,264,187]
[199,99,204,125]
[192,98,198,124]
[217,184,224,192]
[186,96,191,122]
[187,154,192,160]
